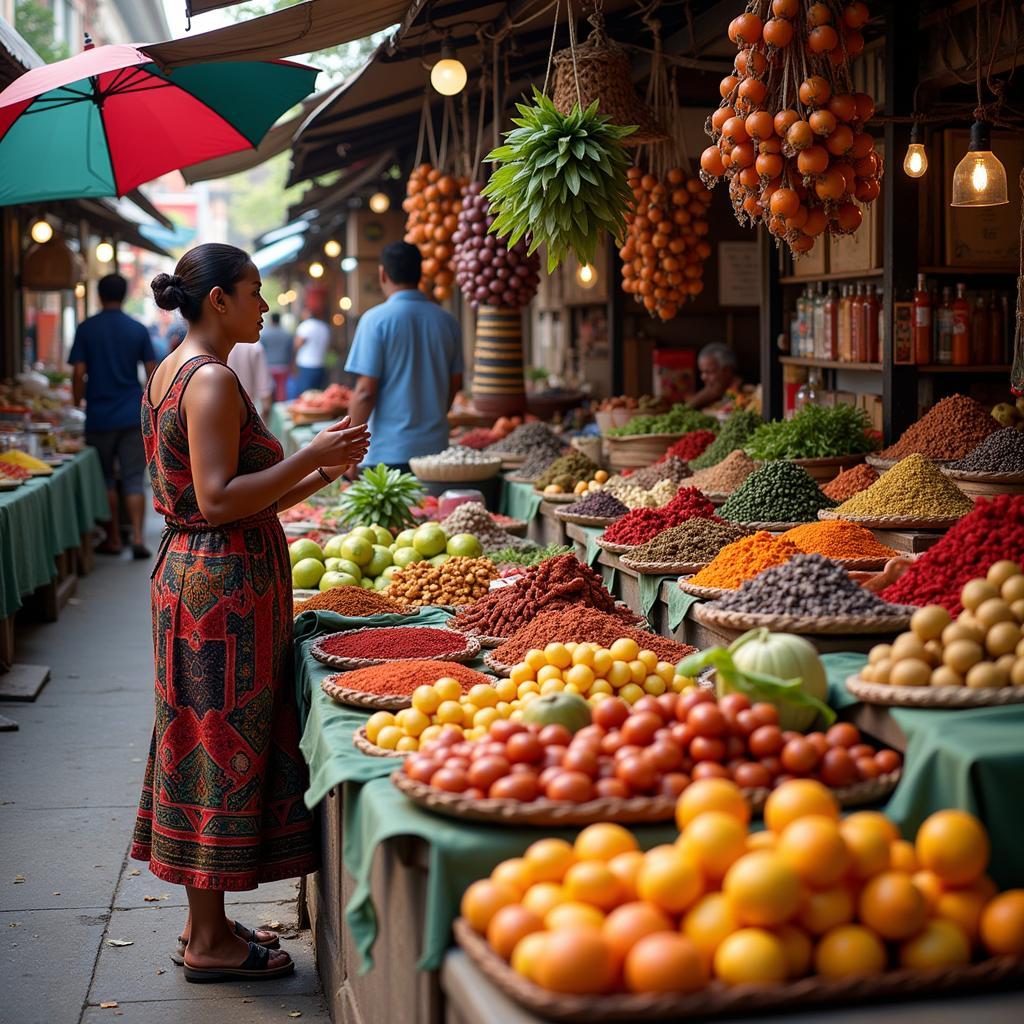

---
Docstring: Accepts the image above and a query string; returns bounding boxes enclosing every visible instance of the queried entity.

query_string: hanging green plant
[482,87,635,273]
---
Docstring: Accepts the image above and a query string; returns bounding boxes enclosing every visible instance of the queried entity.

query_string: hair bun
[151,272,187,312]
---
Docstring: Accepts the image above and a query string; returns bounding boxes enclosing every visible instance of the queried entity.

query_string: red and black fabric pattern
[131,354,317,890]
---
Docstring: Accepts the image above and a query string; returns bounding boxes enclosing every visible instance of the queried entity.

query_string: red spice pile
[822,463,879,502]
[492,607,695,666]
[448,554,631,638]
[658,430,717,464]
[295,587,405,616]
[881,494,1024,613]
[603,487,718,546]
[879,394,999,461]
[333,660,492,696]
[457,427,501,449]
[319,626,467,660]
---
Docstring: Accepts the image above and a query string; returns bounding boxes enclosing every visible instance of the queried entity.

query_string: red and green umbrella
[0,41,317,204]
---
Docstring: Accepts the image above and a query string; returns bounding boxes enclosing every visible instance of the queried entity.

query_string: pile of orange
[619,167,713,320]
[402,163,468,302]
[461,777,1024,996]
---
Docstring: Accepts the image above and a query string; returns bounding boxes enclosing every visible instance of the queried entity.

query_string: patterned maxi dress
[131,354,318,890]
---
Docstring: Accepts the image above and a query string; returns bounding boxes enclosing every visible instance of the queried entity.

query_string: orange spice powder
[689,531,801,589]
[781,520,899,561]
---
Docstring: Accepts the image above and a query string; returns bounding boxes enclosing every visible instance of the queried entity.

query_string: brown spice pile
[822,463,879,502]
[295,587,405,616]
[879,394,999,461]
[626,457,692,489]
[333,660,492,696]
[388,556,498,608]
[688,450,756,495]
[627,518,751,564]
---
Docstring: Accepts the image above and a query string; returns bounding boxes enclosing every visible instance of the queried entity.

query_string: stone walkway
[0,522,330,1024]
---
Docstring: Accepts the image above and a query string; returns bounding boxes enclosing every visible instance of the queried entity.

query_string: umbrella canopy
[0,42,317,204]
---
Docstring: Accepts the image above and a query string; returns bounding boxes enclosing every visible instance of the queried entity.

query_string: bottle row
[788,282,882,363]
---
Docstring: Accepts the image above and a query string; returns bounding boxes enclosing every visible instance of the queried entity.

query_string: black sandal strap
[240,942,270,971]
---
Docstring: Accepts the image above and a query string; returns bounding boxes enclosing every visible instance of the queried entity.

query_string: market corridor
[0,522,329,1024]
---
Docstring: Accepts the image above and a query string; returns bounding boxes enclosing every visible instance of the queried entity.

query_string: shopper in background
[688,342,745,411]
[345,241,463,473]
[69,273,156,558]
[287,304,330,399]
[226,336,274,419]
[259,311,292,402]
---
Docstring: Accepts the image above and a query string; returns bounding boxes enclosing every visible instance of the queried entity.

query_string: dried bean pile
[881,494,1024,613]
[689,532,801,589]
[513,447,565,481]
[535,451,600,491]
[487,422,563,457]
[491,607,695,666]
[624,456,692,489]
[334,660,492,696]
[822,463,879,502]
[689,410,761,470]
[440,501,534,553]
[720,461,836,524]
[294,587,405,616]
[627,518,751,564]
[834,454,973,519]
[562,490,629,518]
[781,521,898,561]
[715,553,905,618]
[387,556,498,607]
[879,394,999,461]
[603,487,717,545]
[448,553,630,638]
[688,450,756,495]
[319,625,469,660]
[950,428,1024,474]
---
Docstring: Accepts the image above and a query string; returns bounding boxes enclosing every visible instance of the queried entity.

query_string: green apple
[350,526,378,543]
[319,570,358,591]
[522,693,592,734]
[394,529,417,549]
[413,524,447,557]
[323,534,348,559]
[393,547,424,568]
[359,577,375,589]
[292,557,326,589]
[340,535,373,567]
[289,538,324,567]
[374,575,392,591]
[372,525,392,546]
[366,544,393,578]
[429,553,450,567]
[335,559,362,581]
[446,533,482,559]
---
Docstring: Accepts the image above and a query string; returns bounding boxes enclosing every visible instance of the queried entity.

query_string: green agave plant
[335,464,425,532]
[483,88,635,273]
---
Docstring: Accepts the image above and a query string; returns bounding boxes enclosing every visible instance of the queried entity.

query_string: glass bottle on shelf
[952,282,970,365]
[823,286,839,360]
[987,291,1004,364]
[935,286,954,364]
[813,282,826,359]
[838,285,853,361]
[850,284,865,362]
[913,272,931,364]
[794,368,822,412]
[864,286,880,364]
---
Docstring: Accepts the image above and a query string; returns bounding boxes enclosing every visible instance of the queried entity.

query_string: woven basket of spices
[722,519,815,533]
[817,509,963,531]
[352,725,410,758]
[677,576,730,601]
[845,674,1024,708]
[940,467,1024,499]
[866,454,956,472]
[619,556,710,577]
[694,603,914,637]
[321,676,414,712]
[452,919,1023,1024]
[505,472,538,485]
[311,626,481,670]
[594,536,636,556]
[534,489,578,504]
[554,509,623,528]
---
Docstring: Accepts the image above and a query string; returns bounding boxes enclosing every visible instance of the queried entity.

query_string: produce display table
[500,480,544,537]
[269,401,322,458]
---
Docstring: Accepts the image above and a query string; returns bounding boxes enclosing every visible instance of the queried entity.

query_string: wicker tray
[410,457,502,483]
[352,725,410,758]
[498,453,526,469]
[534,489,578,504]
[311,627,481,670]
[504,472,537,485]
[453,918,1024,1024]
[594,536,635,556]
[677,575,730,600]
[553,509,623,528]
[846,673,1024,708]
[321,675,413,712]
[288,408,342,425]
[694,603,915,636]
[495,516,529,537]
[818,508,963,530]
[941,466,1024,499]
[393,768,900,827]
[722,519,816,532]
[619,555,710,576]
[867,454,956,471]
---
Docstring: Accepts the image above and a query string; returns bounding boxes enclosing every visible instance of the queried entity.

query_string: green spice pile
[535,451,600,490]
[720,461,836,524]
[689,449,756,495]
[488,543,573,569]
[607,403,717,437]
[626,517,751,565]
[879,394,999,461]
[950,428,1024,474]
[834,453,975,519]
[689,410,761,470]
[744,404,879,460]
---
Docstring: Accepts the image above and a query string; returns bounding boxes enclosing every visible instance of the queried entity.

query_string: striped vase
[472,306,525,416]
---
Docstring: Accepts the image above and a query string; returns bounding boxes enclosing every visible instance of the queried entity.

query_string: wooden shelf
[917,364,1011,374]
[917,266,1017,276]
[779,268,884,285]
[779,356,883,371]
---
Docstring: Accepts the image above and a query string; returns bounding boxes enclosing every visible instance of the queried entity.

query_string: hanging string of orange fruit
[699,0,881,256]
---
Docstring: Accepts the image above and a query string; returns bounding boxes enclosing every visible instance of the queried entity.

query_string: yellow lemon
[494,677,517,702]
[610,638,640,662]
[571,645,596,668]
[607,661,632,688]
[643,674,667,695]
[537,664,564,685]
[525,649,548,672]
[592,650,613,676]
[411,685,440,715]
[566,664,596,689]
[509,664,534,686]
[366,711,396,743]
[395,707,430,737]
[638,650,659,672]
[469,683,498,708]
[544,642,572,669]
[434,677,462,701]
[375,725,403,750]
[619,683,645,704]
[436,700,464,724]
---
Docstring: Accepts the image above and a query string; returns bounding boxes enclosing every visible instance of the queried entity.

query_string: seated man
[689,342,745,412]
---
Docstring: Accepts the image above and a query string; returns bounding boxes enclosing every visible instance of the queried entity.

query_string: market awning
[0,13,42,85]
[145,0,418,71]
[252,231,306,273]
[185,0,246,16]
[287,150,395,221]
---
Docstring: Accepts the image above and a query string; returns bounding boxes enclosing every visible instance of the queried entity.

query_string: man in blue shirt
[69,274,156,558]
[345,241,463,471]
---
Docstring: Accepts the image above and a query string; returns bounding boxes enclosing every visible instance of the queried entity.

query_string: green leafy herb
[483,88,635,273]
[689,410,761,470]
[335,464,424,532]
[487,543,572,567]
[606,403,718,437]
[745,404,880,460]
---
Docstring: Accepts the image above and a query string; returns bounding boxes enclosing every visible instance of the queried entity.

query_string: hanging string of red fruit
[403,164,468,301]
[699,0,881,255]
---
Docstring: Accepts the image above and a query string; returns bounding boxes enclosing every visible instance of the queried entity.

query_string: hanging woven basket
[552,19,666,146]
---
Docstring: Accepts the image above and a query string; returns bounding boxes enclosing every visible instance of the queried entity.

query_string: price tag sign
[718,242,761,307]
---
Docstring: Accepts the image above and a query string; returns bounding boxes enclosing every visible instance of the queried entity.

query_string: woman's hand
[308,416,370,469]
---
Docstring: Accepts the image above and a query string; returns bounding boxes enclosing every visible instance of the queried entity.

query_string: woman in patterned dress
[133,244,369,981]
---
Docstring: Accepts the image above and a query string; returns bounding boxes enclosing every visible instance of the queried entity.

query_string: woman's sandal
[183,940,294,983]
[171,920,280,966]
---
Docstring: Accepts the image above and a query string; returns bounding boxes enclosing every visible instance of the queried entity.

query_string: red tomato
[507,732,544,764]
[825,722,861,748]
[542,745,568,769]
[546,770,596,803]
[646,740,683,773]
[659,772,691,797]
[562,747,600,778]
[733,761,773,789]
[574,724,606,744]
[677,688,715,721]
[670,722,695,748]
[781,738,819,775]
[874,749,901,774]
[725,735,747,761]
[614,744,643,763]
[849,743,875,762]
[431,767,469,793]
[692,761,730,780]
[749,703,779,727]
[749,725,784,758]
[490,720,526,743]
[451,742,473,759]
[805,732,829,758]
[855,756,880,780]
[690,736,726,762]
[760,756,784,779]
[601,730,627,756]
[688,703,728,738]
[538,724,573,748]
[781,730,802,745]
[538,766,561,790]
[735,709,759,736]
[593,697,630,731]
[596,777,630,799]
[468,755,511,791]
[819,747,858,787]
[465,787,485,800]
[656,693,680,720]
[632,696,668,721]
[615,754,658,793]
[489,772,539,802]
[445,757,470,773]
[621,712,663,747]
[718,692,751,719]
[510,762,536,775]
[405,756,441,784]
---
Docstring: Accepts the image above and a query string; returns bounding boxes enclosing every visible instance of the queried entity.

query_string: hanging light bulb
[339,296,352,311]
[368,191,391,214]
[74,282,86,298]
[576,263,597,288]
[30,219,53,244]
[332,313,346,327]
[902,123,928,178]
[95,240,114,263]
[308,261,325,279]
[430,36,467,96]
[323,239,341,258]
[951,121,1009,207]
[340,256,358,272]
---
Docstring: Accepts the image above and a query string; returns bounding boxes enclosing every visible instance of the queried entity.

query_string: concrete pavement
[0,525,329,1024]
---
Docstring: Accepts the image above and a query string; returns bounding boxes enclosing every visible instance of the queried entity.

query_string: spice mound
[881,494,1024,613]
[439,501,534,553]
[536,451,600,492]
[689,410,761,470]
[489,544,573,574]
[720,460,836,524]
[562,490,629,519]
[689,449,756,495]
[332,660,492,697]
[715,553,907,618]
[487,421,562,456]
[949,428,1024,474]
[822,462,879,502]
[318,625,470,661]
[295,587,405,617]
[413,446,501,468]
[603,487,717,545]
[388,556,498,608]
[628,518,751,565]
[490,607,695,667]
[879,393,999,461]
[448,553,631,638]
[659,430,717,464]
[603,476,679,509]
[834,453,974,519]
[781,520,899,562]
[512,447,564,481]
[625,456,692,489]
[689,531,801,589]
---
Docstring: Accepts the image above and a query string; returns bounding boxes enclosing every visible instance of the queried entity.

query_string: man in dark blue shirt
[69,274,156,558]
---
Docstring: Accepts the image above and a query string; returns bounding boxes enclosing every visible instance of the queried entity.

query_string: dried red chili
[319,626,467,660]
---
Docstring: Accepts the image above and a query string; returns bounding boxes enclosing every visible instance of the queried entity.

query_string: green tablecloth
[638,572,674,620]
[579,526,603,567]
[667,583,699,631]
[0,449,109,618]
[500,479,542,524]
